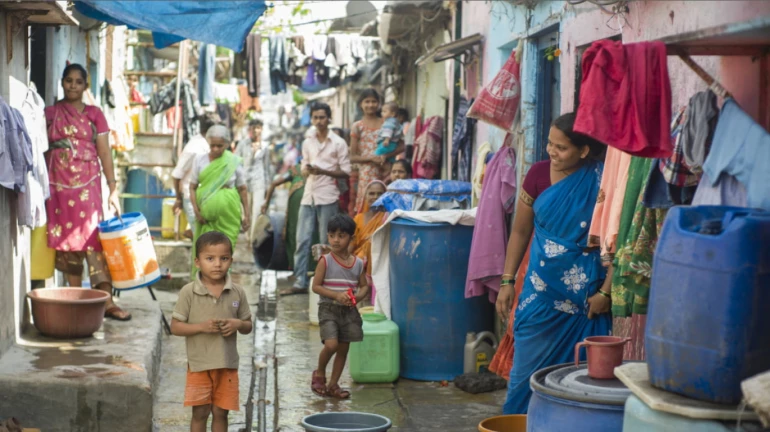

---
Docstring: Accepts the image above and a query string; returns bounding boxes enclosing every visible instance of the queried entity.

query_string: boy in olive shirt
[171,231,253,432]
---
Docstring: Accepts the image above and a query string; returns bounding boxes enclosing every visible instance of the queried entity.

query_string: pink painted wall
[561,1,770,122]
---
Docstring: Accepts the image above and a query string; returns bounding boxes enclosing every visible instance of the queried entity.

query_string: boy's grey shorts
[318,303,364,343]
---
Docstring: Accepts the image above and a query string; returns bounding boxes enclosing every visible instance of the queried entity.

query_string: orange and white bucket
[98,212,160,290]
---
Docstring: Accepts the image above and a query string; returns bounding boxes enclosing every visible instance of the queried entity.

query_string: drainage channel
[245,270,278,432]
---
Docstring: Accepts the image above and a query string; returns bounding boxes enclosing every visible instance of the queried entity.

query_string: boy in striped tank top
[311,214,369,399]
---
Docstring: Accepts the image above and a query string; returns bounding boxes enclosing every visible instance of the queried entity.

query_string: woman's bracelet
[106,179,117,185]
[500,278,516,287]
[597,290,611,299]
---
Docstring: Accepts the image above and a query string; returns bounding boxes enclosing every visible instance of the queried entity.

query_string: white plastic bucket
[98,212,161,290]
[309,289,320,326]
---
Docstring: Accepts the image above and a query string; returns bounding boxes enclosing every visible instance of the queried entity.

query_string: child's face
[327,230,352,254]
[382,106,395,119]
[194,242,233,280]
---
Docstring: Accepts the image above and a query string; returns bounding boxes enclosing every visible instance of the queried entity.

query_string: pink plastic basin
[27,288,111,338]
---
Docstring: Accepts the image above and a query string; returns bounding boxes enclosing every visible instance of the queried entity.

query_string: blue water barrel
[647,206,770,404]
[389,218,493,381]
[124,169,174,234]
[527,364,629,432]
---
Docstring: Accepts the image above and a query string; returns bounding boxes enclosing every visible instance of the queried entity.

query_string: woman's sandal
[327,384,351,399]
[104,306,132,321]
[311,370,327,396]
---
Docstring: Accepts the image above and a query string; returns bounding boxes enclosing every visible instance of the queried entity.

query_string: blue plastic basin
[301,412,392,432]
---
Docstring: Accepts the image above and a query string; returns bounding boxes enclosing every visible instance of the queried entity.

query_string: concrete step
[0,295,163,432]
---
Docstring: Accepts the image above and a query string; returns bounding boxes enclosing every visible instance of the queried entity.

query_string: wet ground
[273,277,507,431]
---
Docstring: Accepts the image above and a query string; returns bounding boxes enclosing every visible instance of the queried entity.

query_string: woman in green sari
[189,125,251,277]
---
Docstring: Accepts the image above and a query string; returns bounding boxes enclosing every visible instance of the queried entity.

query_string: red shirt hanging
[574,40,672,159]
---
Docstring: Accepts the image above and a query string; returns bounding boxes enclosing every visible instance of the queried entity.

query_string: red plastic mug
[574,336,631,379]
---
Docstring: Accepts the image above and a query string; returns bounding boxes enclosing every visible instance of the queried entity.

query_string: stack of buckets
[629,206,770,429]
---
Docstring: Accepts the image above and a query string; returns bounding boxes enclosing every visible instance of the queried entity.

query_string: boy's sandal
[105,306,132,321]
[327,384,350,399]
[311,370,327,396]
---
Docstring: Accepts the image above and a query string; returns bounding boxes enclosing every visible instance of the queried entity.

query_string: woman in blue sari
[496,113,611,414]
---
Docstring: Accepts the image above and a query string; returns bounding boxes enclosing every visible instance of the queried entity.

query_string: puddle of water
[32,349,122,369]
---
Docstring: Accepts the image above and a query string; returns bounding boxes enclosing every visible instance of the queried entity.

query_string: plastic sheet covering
[74,1,267,52]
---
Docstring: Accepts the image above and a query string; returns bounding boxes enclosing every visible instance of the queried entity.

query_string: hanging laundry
[236,85,261,114]
[412,116,444,180]
[681,90,719,174]
[18,85,50,228]
[660,108,698,187]
[702,99,770,211]
[692,172,747,207]
[465,145,517,302]
[310,35,328,61]
[291,36,305,55]
[269,36,288,95]
[0,96,33,193]
[247,33,262,97]
[334,34,354,66]
[451,97,476,182]
[575,40,672,158]
[149,79,201,144]
[198,43,216,105]
[588,146,633,262]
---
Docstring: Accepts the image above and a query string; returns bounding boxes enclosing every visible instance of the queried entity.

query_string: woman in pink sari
[45,63,130,321]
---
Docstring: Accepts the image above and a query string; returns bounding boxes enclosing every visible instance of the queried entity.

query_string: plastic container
[98,212,161,290]
[464,331,498,374]
[123,169,174,234]
[646,206,770,404]
[389,218,493,381]
[30,225,55,280]
[478,415,526,432]
[161,198,188,239]
[301,412,391,432]
[574,336,631,380]
[27,288,111,338]
[622,394,762,432]
[349,313,399,383]
[527,363,630,432]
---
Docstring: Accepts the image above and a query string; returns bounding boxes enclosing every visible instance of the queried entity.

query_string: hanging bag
[467,41,523,132]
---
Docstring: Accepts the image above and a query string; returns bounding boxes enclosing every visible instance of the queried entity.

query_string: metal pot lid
[530,363,633,406]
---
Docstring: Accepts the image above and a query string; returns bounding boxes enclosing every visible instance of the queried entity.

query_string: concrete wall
[0,11,32,358]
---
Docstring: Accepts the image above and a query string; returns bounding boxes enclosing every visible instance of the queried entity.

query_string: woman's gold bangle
[502,274,515,279]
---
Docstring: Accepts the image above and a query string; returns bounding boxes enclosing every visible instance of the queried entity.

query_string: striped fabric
[319,253,364,304]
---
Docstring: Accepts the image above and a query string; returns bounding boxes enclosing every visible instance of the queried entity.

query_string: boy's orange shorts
[184,367,239,412]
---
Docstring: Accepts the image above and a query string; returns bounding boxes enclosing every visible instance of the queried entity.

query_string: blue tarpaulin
[74,1,268,52]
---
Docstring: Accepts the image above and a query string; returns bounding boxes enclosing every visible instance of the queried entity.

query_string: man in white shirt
[172,113,219,238]
[235,118,272,245]
[281,102,351,296]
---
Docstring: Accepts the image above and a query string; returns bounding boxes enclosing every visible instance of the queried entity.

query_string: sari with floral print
[44,102,109,252]
[503,160,612,414]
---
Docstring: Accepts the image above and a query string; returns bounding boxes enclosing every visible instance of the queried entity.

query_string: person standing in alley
[173,113,221,239]
[235,118,272,248]
[171,231,253,432]
[189,125,251,279]
[45,63,130,321]
[280,102,351,296]
[349,89,404,215]
[311,214,369,399]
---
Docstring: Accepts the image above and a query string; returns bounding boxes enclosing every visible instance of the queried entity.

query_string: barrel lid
[362,313,387,322]
[391,217,450,227]
[98,212,145,233]
[530,363,632,406]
